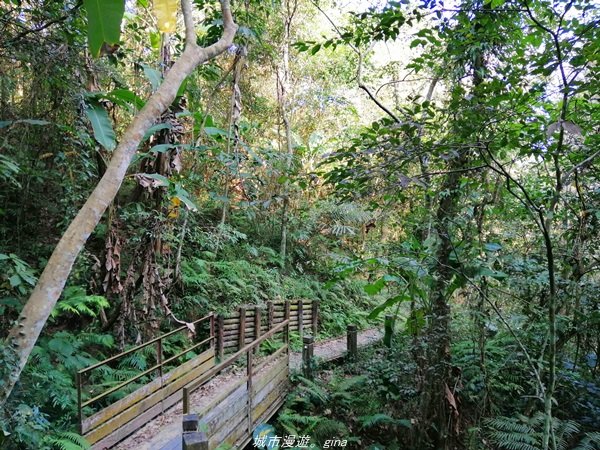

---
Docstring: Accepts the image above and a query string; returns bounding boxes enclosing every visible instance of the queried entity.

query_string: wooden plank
[238,307,246,351]
[290,301,312,309]
[223,319,256,329]
[203,385,248,440]
[223,323,255,333]
[252,358,287,397]
[247,351,253,432]
[254,392,287,429]
[195,376,246,418]
[223,326,254,338]
[90,399,166,450]
[284,301,290,345]
[223,336,258,348]
[185,320,290,395]
[274,313,310,322]
[209,395,248,448]
[312,301,318,336]
[90,369,204,450]
[217,315,224,361]
[234,434,253,450]
[252,365,289,407]
[83,348,215,433]
[85,354,215,444]
[254,308,262,345]
[222,323,241,332]
[298,300,304,339]
[267,301,274,330]
[222,411,250,448]
[252,394,287,433]
[254,346,288,373]
[251,378,290,424]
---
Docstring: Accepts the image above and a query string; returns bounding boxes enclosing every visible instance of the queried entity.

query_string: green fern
[297,376,330,405]
[485,413,581,450]
[313,418,351,444]
[359,413,395,429]
[573,432,600,450]
[44,431,90,450]
[278,410,320,436]
[51,287,109,319]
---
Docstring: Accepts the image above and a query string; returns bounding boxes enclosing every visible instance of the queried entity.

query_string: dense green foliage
[1,0,599,449]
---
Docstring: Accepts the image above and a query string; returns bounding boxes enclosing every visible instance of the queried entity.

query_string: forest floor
[115,328,383,450]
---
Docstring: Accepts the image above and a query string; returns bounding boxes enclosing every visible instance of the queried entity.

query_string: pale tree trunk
[0,0,237,407]
[277,0,296,268]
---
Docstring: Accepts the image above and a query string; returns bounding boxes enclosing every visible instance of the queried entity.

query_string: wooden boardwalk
[76,300,382,450]
[114,328,382,450]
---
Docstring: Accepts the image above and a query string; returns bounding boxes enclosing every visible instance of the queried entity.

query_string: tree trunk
[0,0,237,407]
[422,151,468,448]
[278,0,296,268]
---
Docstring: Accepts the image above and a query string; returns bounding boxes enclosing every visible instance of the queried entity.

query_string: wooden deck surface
[148,329,382,450]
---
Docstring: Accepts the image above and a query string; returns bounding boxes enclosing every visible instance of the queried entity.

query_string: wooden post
[183,386,190,414]
[209,314,215,350]
[384,314,395,348]
[239,306,246,351]
[302,335,314,379]
[254,307,262,354]
[76,372,82,434]
[312,301,318,337]
[217,315,224,361]
[297,299,304,340]
[347,324,357,360]
[267,301,274,330]
[183,414,199,432]
[284,301,290,345]
[182,432,208,450]
[247,350,253,432]
[156,338,163,380]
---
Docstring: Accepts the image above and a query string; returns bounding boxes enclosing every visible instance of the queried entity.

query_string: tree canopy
[0,0,599,449]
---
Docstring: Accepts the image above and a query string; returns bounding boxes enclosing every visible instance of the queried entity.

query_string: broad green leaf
[83,0,125,58]
[150,144,178,153]
[204,126,229,138]
[84,101,116,151]
[9,275,21,287]
[364,277,386,295]
[140,63,162,91]
[149,31,161,49]
[142,123,172,141]
[369,294,410,319]
[143,173,170,186]
[484,242,502,252]
[105,88,145,110]
[175,186,198,211]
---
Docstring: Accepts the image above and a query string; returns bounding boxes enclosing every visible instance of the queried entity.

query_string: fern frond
[297,376,329,405]
[45,431,90,450]
[574,432,600,450]
[358,413,394,429]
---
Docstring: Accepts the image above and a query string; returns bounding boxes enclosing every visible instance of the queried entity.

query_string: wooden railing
[77,314,215,449]
[216,299,318,359]
[182,313,291,448]
[75,299,318,449]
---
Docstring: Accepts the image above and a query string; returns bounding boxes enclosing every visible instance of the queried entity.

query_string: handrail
[182,318,290,413]
[78,313,214,375]
[77,313,214,427]
[81,335,213,408]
